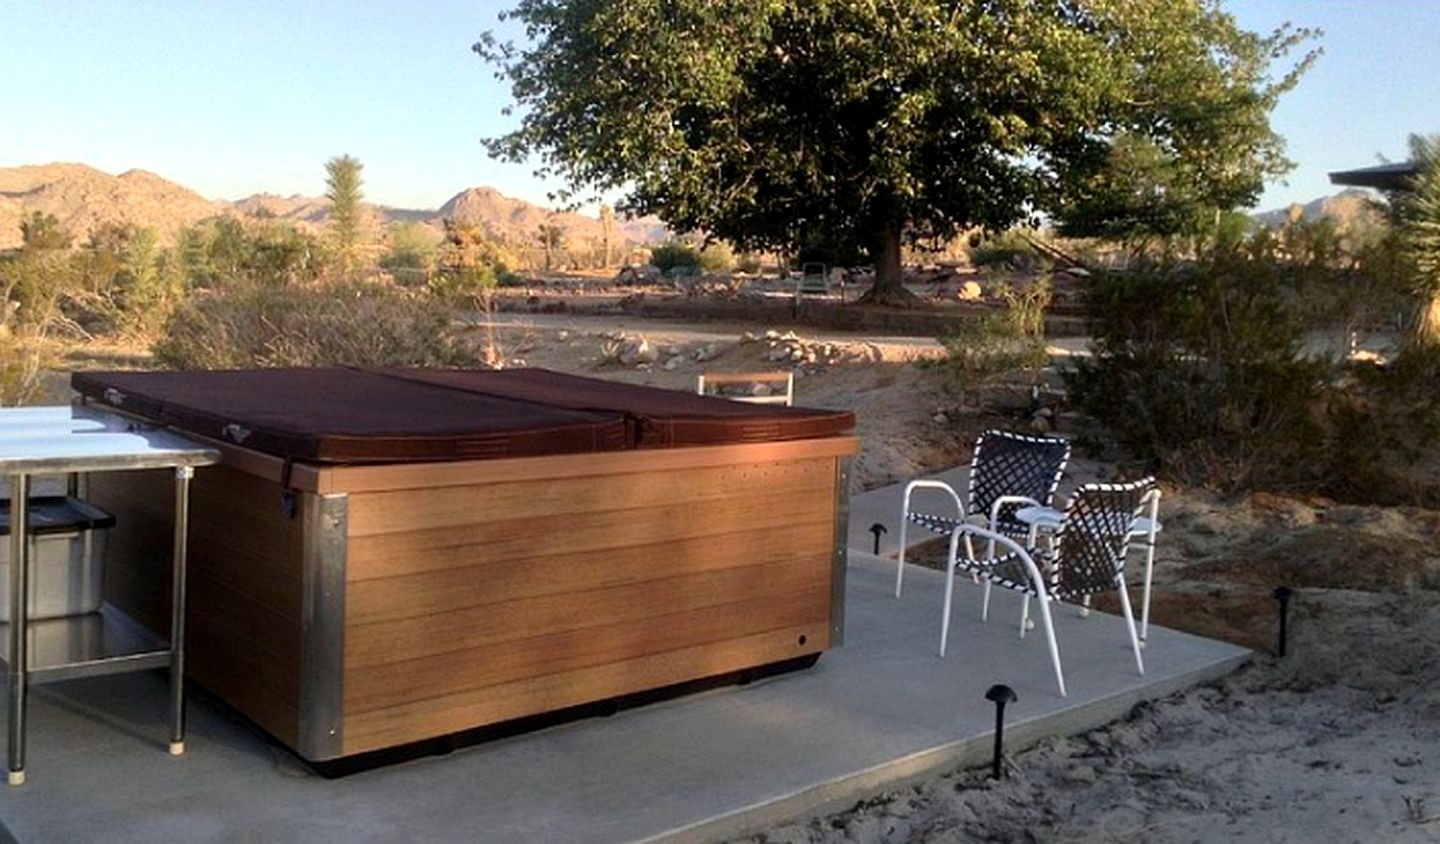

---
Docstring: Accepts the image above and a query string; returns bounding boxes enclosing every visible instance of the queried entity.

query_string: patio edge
[642,648,1252,844]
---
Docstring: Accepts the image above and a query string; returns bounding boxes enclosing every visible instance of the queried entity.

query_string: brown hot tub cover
[71,368,629,463]
[364,367,854,448]
[71,367,854,464]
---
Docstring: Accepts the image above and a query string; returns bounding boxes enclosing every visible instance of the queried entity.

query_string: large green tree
[324,154,367,278]
[479,0,1314,303]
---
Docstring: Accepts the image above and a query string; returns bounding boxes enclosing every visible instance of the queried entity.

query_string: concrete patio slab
[0,552,1247,844]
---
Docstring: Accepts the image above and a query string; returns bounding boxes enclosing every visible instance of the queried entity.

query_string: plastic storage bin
[0,497,114,622]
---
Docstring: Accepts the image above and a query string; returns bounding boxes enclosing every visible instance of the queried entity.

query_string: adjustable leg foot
[8,770,24,786]
[169,741,185,756]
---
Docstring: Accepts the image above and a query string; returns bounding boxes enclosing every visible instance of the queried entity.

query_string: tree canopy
[480,0,1315,300]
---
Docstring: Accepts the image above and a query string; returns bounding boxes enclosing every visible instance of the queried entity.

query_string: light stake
[984,684,1018,779]
[1273,586,1293,657]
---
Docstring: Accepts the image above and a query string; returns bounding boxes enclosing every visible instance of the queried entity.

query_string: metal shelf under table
[0,604,170,685]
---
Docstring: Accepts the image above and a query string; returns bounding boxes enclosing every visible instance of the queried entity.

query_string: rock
[789,347,806,362]
[663,356,685,371]
[556,330,570,342]
[694,344,718,362]
[957,280,983,301]
[764,329,781,341]
[768,348,790,362]
[1063,765,1098,786]
[740,332,759,345]
[1031,414,1052,433]
[750,383,773,397]
[933,412,950,424]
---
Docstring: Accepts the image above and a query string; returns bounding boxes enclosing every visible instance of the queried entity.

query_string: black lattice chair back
[1052,479,1155,600]
[967,430,1071,538]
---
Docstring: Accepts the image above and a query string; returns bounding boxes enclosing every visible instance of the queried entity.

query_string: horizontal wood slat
[345,458,832,538]
[347,518,833,627]
[347,555,831,670]
[345,587,828,715]
[342,625,828,755]
[347,486,832,582]
[321,436,858,494]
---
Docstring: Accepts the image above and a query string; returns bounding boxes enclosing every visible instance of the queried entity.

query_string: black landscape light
[984,684,1018,779]
[1273,586,1294,657]
[869,522,888,555]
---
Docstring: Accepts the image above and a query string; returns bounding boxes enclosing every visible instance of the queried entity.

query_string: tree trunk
[859,222,918,306]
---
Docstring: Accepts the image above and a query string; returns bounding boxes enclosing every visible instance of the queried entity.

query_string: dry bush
[154,282,486,370]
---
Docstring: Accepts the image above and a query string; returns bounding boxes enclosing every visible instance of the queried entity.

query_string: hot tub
[73,367,857,762]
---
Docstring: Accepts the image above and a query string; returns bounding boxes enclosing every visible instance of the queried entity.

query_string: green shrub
[970,229,1043,270]
[649,241,701,273]
[939,279,1052,399]
[154,282,483,370]
[1065,260,1331,491]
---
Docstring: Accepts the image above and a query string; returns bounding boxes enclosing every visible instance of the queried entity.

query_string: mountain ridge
[0,162,666,250]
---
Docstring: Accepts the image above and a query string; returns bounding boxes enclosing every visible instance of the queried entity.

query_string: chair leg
[1117,576,1145,675]
[1079,594,1091,619]
[981,580,992,622]
[1140,538,1156,643]
[894,511,909,598]
[939,560,957,658]
[1019,595,1030,639]
[1035,591,1066,697]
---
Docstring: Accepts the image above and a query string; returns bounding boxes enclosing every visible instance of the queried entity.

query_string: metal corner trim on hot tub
[298,492,347,761]
[831,457,852,647]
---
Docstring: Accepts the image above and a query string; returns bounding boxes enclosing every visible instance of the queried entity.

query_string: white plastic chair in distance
[941,478,1155,697]
[895,430,1070,599]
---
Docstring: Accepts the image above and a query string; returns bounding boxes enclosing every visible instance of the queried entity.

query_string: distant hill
[0,162,668,251]
[439,186,666,246]
[0,163,223,249]
[1252,188,1386,232]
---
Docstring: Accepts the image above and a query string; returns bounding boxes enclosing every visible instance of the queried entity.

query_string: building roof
[1328,162,1417,191]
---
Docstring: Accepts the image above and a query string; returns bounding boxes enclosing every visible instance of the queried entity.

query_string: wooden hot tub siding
[91,436,857,760]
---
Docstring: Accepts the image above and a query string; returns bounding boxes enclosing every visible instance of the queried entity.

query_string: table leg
[7,475,29,786]
[169,466,193,756]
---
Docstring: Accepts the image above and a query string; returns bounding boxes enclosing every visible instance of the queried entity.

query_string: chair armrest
[903,479,965,517]
[988,495,1043,530]
[947,524,1051,595]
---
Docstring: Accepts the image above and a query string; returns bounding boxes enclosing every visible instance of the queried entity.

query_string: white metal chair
[696,372,794,406]
[895,430,1070,598]
[1015,486,1163,643]
[941,478,1155,697]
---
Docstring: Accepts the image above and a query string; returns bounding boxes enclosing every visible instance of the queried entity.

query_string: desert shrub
[697,242,735,273]
[939,278,1052,400]
[154,282,482,370]
[969,229,1043,270]
[1065,259,1331,491]
[735,251,763,274]
[649,241,701,273]
[380,222,440,286]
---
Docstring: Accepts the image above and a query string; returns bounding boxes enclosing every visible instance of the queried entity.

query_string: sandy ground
[740,487,1440,843]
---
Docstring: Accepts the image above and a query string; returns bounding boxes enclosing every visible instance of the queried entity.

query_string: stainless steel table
[0,406,218,785]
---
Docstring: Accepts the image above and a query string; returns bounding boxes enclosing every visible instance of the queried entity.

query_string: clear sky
[2,1,1435,213]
